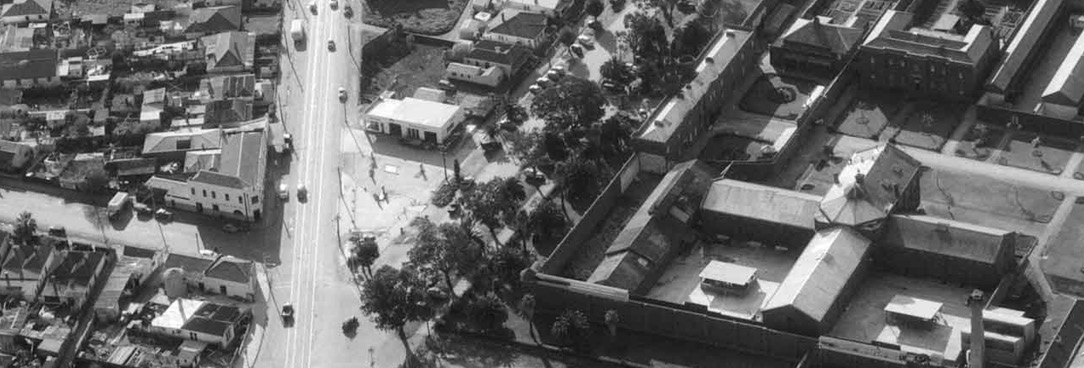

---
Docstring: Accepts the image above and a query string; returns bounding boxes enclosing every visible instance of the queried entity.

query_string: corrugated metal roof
[819,144,920,226]
[763,227,872,322]
[702,179,821,230]
[881,214,1010,264]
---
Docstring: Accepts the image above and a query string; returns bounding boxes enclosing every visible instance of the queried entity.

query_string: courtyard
[833,87,901,140]
[997,131,1077,175]
[883,102,964,151]
[739,73,822,120]
[919,167,1060,236]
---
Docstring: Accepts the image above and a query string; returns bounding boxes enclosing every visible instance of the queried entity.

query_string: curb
[437,328,650,368]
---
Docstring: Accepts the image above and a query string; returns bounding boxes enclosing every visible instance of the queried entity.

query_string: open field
[363,0,469,35]
[362,44,447,98]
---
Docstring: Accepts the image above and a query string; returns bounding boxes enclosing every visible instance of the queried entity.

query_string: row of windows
[190,187,259,204]
[870,56,966,79]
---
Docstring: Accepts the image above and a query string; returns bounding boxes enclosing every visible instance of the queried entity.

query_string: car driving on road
[327,40,335,51]
[338,87,347,102]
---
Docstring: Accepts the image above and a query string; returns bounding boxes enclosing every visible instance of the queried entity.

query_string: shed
[699,261,757,290]
[761,227,872,336]
[700,179,821,248]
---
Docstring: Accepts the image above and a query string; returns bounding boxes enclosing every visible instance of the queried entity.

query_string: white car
[278,183,289,199]
[338,87,347,102]
[577,34,594,47]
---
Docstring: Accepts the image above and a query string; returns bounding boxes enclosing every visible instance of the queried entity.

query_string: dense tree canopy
[359,265,434,336]
[530,76,606,132]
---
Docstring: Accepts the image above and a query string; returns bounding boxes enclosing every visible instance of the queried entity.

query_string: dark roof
[183,303,243,336]
[467,40,531,67]
[186,6,241,34]
[122,246,157,259]
[204,74,256,100]
[987,0,1061,93]
[2,243,52,277]
[109,158,157,177]
[778,17,863,55]
[190,170,244,189]
[216,130,264,188]
[763,227,872,323]
[50,251,105,286]
[205,256,253,284]
[818,144,921,227]
[182,316,231,336]
[488,11,548,40]
[163,253,214,273]
[0,49,58,80]
[605,160,714,261]
[863,10,995,65]
[587,251,653,291]
[701,179,821,230]
[881,214,1011,264]
[0,0,52,18]
[201,31,253,70]
[204,99,252,125]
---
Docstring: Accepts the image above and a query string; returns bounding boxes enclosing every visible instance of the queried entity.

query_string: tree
[587,0,606,17]
[504,103,529,125]
[671,20,712,58]
[13,212,35,245]
[483,246,533,293]
[551,309,590,348]
[623,12,669,63]
[466,294,509,332]
[600,56,636,85]
[558,28,577,50]
[531,76,607,132]
[555,156,602,203]
[519,293,537,338]
[635,0,679,26]
[351,236,380,278]
[360,265,434,339]
[446,42,472,62]
[83,168,110,193]
[408,218,482,296]
[530,199,568,241]
[598,112,636,158]
[461,177,527,247]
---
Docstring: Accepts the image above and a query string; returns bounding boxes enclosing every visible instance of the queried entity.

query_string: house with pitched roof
[0,0,52,25]
[463,40,532,79]
[203,99,253,126]
[877,214,1016,289]
[770,16,864,76]
[38,250,107,311]
[0,49,59,88]
[1037,30,1084,120]
[444,62,506,87]
[182,6,241,37]
[484,10,549,49]
[160,253,257,301]
[141,129,224,161]
[0,241,61,301]
[200,31,255,73]
[183,129,266,221]
[855,10,1000,100]
[145,298,247,347]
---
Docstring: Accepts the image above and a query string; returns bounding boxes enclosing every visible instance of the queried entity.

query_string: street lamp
[441,149,448,182]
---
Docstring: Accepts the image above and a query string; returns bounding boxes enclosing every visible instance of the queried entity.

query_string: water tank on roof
[163,267,187,299]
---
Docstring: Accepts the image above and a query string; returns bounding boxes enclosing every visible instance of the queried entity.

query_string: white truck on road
[108,192,130,220]
[290,19,306,43]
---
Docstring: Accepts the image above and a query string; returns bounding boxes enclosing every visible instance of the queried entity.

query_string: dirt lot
[363,0,468,35]
[362,44,448,98]
[997,131,1077,175]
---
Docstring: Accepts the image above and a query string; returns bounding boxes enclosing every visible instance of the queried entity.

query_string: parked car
[283,133,294,151]
[47,226,66,237]
[330,0,338,9]
[134,202,152,215]
[223,223,250,233]
[535,76,552,87]
[569,44,585,58]
[298,185,308,202]
[154,209,173,221]
[279,183,289,199]
[577,34,594,47]
[523,167,546,185]
[528,84,542,95]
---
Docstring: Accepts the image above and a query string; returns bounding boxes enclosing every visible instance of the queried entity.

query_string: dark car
[344,5,353,17]
[47,226,66,237]
[281,303,295,326]
[327,40,335,51]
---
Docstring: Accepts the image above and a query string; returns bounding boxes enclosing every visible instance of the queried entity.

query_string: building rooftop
[638,29,753,144]
[185,5,242,34]
[201,31,254,70]
[181,302,242,335]
[777,16,864,55]
[699,261,758,285]
[701,179,822,231]
[1041,31,1084,106]
[0,0,52,18]
[762,227,872,325]
[142,129,223,155]
[987,0,1061,93]
[818,144,921,227]
[505,0,561,10]
[204,130,265,189]
[366,97,462,129]
[0,49,58,81]
[863,11,995,64]
[488,10,547,40]
[881,214,1013,265]
[467,40,532,67]
[151,299,206,330]
[49,251,105,287]
[201,74,256,100]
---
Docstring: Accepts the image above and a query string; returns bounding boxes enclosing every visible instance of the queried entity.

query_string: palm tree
[14,212,35,245]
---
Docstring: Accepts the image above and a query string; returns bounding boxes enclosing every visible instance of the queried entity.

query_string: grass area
[738,73,819,120]
[997,132,1077,175]
[362,44,448,98]
[362,0,469,35]
[834,90,900,139]
[954,123,1005,161]
[885,102,963,151]
[920,168,1062,226]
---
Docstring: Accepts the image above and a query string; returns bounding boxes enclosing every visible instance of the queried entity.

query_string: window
[252,196,259,204]
[211,191,216,199]
[213,204,220,211]
[239,196,243,204]
[191,188,195,195]
[190,332,197,340]
[202,190,207,197]
[225,194,230,201]
[177,139,192,150]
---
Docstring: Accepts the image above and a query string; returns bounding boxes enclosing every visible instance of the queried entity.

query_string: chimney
[854,173,865,184]
[967,290,986,368]
[502,12,506,22]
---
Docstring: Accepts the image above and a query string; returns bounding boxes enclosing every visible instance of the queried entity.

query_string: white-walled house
[0,0,52,25]
[145,299,246,348]
[364,97,465,145]
[160,253,257,301]
[444,62,505,87]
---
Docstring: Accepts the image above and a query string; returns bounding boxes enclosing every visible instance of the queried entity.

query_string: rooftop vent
[725,30,736,38]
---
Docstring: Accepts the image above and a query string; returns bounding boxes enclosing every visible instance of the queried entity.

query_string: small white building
[146,299,246,348]
[445,62,505,87]
[501,0,561,16]
[364,97,465,144]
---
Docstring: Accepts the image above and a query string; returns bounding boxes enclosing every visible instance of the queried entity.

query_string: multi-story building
[160,253,258,301]
[484,10,548,49]
[770,16,864,77]
[463,40,532,79]
[855,10,999,101]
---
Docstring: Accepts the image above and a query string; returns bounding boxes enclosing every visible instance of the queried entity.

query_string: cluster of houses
[0,0,282,222]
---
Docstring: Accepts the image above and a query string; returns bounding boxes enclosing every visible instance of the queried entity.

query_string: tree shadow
[422,333,519,368]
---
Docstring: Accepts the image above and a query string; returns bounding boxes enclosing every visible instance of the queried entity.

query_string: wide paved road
[262,1,367,367]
